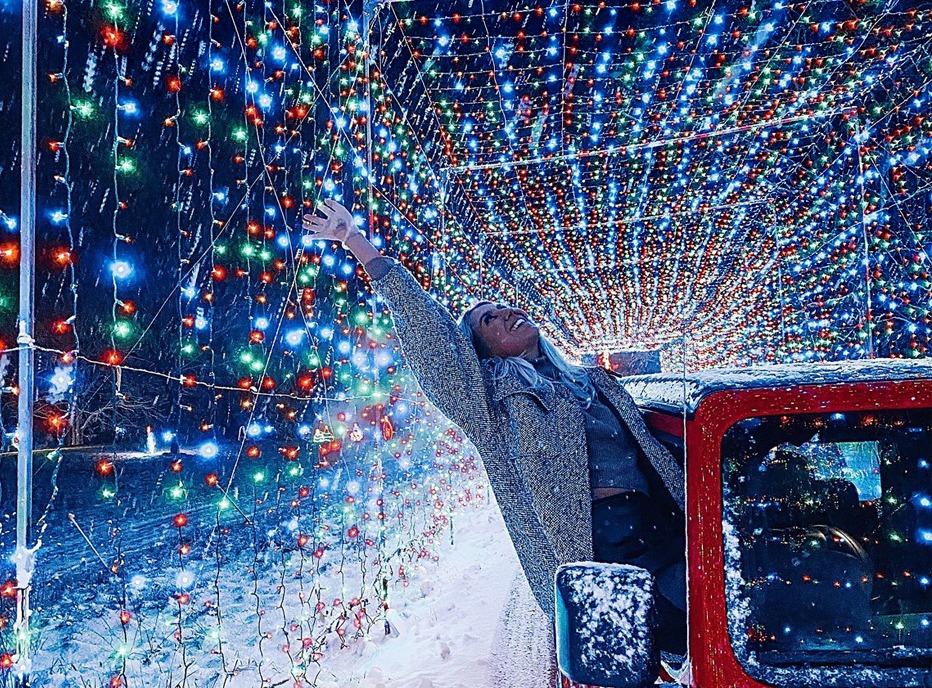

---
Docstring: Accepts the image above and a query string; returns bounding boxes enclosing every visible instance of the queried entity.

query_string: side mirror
[554,563,659,688]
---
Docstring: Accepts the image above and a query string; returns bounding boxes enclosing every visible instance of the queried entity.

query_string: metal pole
[362,0,377,232]
[361,0,393,636]
[438,169,448,287]
[15,0,38,680]
[855,121,874,358]
[772,209,788,359]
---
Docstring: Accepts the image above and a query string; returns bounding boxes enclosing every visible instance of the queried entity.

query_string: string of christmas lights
[0,0,927,683]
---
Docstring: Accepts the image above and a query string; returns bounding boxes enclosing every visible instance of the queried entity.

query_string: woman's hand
[303,199,381,266]
[302,199,361,246]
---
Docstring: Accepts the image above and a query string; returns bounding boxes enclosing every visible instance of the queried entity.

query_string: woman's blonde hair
[456,302,596,408]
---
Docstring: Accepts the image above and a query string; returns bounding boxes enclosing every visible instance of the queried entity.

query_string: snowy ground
[318,495,527,688]
[0,447,555,687]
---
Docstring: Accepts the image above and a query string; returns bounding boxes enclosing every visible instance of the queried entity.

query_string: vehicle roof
[620,358,932,415]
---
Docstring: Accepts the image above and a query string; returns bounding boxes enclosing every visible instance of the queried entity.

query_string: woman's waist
[591,486,639,500]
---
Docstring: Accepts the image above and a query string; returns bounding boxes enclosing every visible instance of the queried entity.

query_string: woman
[303,201,687,658]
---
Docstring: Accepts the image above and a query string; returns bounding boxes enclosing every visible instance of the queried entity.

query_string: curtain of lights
[0,0,928,684]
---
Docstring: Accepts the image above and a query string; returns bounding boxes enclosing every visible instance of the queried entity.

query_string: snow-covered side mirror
[554,563,659,687]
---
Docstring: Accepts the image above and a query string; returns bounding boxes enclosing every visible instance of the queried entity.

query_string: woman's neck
[520,340,542,361]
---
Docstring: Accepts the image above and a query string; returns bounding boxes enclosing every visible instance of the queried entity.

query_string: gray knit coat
[370,259,685,620]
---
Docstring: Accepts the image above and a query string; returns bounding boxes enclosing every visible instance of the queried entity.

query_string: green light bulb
[113,320,134,339]
[103,1,124,20]
[73,100,95,119]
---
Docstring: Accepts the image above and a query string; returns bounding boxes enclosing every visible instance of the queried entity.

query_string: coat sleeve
[369,257,564,620]
[367,257,494,446]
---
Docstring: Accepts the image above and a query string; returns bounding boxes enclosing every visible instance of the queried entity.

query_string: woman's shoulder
[582,364,619,379]
[583,365,633,392]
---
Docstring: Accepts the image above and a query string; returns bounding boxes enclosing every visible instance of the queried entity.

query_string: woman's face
[468,302,540,359]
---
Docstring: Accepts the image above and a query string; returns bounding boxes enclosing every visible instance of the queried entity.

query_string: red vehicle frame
[560,360,932,687]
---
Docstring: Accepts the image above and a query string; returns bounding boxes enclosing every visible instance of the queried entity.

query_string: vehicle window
[721,409,931,683]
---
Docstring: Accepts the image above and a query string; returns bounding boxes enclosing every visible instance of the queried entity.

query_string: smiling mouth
[509,317,529,332]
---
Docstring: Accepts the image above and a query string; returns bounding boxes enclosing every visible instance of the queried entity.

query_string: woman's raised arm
[303,203,495,445]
